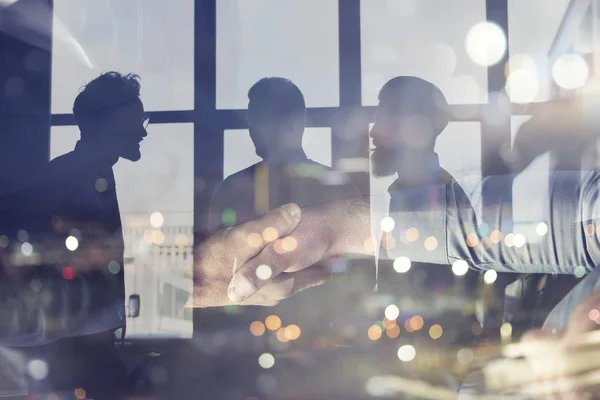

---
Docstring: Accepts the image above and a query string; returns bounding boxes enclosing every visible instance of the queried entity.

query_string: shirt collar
[388,153,441,193]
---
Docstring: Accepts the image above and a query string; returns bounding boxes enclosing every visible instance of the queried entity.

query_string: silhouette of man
[1,72,147,398]
[209,77,359,230]
[207,77,360,330]
[370,76,473,293]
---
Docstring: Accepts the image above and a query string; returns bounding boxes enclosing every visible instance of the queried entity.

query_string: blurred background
[1,0,600,398]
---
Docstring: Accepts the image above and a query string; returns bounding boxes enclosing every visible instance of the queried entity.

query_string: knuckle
[223,226,245,244]
[270,208,293,236]
[272,282,293,299]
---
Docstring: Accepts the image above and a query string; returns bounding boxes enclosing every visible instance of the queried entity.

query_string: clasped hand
[189,203,332,308]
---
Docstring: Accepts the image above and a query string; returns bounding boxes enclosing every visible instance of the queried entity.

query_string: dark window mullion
[482,0,511,178]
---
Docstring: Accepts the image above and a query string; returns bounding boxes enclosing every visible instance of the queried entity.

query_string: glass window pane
[361,0,487,106]
[223,128,332,179]
[50,124,194,338]
[51,0,194,113]
[369,122,481,205]
[216,0,339,109]
[507,0,572,103]
[511,115,550,239]
[435,122,481,207]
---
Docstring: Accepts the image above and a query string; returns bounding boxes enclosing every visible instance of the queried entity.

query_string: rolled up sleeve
[385,171,600,274]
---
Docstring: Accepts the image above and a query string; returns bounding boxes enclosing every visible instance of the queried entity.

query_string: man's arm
[190,203,329,307]
[207,180,228,233]
[227,170,600,302]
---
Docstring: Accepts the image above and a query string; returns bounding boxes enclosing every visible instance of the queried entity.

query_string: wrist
[317,195,371,257]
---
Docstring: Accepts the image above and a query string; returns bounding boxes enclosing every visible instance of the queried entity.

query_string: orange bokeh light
[276,328,289,342]
[409,315,424,331]
[247,232,263,248]
[424,236,438,251]
[405,227,419,242]
[367,325,382,340]
[386,324,400,338]
[466,233,479,247]
[262,227,279,242]
[250,321,266,336]
[284,324,302,340]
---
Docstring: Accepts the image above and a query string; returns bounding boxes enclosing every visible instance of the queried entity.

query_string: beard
[371,147,400,177]
[120,143,142,162]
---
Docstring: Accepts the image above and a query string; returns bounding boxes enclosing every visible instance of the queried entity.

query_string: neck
[261,147,306,165]
[77,139,119,168]
[393,150,439,177]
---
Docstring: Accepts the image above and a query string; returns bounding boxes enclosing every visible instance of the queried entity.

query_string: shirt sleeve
[385,170,600,274]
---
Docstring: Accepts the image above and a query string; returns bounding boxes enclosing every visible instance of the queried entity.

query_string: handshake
[189,202,354,308]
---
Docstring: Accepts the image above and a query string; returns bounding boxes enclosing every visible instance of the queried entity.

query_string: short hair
[73,72,141,126]
[247,77,306,123]
[378,76,449,134]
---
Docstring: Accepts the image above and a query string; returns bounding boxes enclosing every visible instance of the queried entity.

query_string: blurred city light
[65,236,78,251]
[258,353,275,369]
[409,315,424,331]
[276,328,290,343]
[27,359,48,380]
[265,315,281,331]
[513,233,526,248]
[574,265,586,278]
[21,242,33,256]
[150,211,164,228]
[505,69,539,103]
[384,304,400,320]
[256,264,273,280]
[429,324,443,339]
[457,348,474,365]
[452,260,468,276]
[284,325,301,340]
[381,216,395,233]
[405,227,419,242]
[250,321,266,336]
[504,233,515,247]
[368,325,383,341]
[247,233,263,248]
[424,236,438,251]
[262,227,278,242]
[483,269,498,284]
[397,345,416,362]
[500,322,512,341]
[393,257,411,273]
[552,53,588,89]
[536,222,548,236]
[386,324,400,339]
[490,230,502,243]
[465,22,506,66]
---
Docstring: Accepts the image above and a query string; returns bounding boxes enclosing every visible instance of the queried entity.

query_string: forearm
[317,195,372,257]
[377,170,600,274]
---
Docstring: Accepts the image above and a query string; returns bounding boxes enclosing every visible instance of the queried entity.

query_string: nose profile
[369,124,379,143]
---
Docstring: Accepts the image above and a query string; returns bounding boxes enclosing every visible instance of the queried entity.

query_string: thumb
[221,203,301,266]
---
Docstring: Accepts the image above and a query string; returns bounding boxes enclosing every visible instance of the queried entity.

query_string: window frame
[48,0,582,336]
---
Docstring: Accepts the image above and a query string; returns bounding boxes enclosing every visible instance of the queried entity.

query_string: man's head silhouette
[370,76,449,177]
[73,72,148,162]
[247,77,306,160]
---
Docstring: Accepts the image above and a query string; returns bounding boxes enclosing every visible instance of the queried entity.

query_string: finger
[227,240,301,302]
[227,224,327,303]
[196,203,301,275]
[225,202,301,261]
[521,328,564,342]
[246,265,330,305]
[566,288,600,339]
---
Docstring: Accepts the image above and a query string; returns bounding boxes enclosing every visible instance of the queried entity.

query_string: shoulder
[301,159,361,195]
[211,163,261,201]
